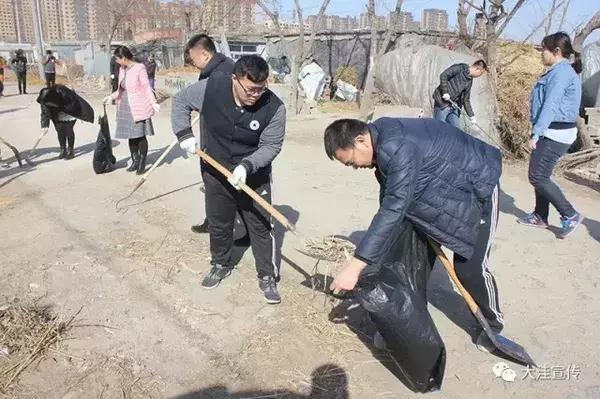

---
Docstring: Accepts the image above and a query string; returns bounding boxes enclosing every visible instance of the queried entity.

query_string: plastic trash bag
[298,61,326,101]
[335,79,358,102]
[93,107,116,174]
[356,222,446,393]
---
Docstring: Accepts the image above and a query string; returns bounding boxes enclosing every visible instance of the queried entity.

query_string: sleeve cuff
[240,159,253,175]
[175,127,194,142]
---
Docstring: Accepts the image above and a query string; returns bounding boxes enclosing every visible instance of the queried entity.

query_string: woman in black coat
[37,85,94,159]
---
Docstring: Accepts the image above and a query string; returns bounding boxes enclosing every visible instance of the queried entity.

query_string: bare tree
[360,0,404,117]
[573,10,600,51]
[96,0,139,53]
[557,0,571,31]
[464,0,529,85]
[258,0,331,114]
[457,0,473,45]
[544,0,559,36]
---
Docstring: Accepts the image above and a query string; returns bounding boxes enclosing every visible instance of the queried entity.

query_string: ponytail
[541,32,582,74]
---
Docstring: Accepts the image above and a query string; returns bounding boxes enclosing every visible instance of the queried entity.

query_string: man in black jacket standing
[325,117,504,352]
[184,34,238,235]
[11,49,28,95]
[171,55,286,304]
[432,60,487,128]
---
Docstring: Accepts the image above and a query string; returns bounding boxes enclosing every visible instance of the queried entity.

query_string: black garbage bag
[93,106,116,174]
[356,222,446,393]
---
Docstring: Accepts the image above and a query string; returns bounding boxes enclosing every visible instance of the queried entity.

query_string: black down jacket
[354,117,502,268]
[37,84,94,128]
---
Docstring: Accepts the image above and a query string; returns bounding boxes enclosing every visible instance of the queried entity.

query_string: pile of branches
[0,302,79,393]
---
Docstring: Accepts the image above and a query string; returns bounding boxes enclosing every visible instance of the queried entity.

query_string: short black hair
[324,119,369,160]
[113,46,133,60]
[472,59,488,71]
[185,34,216,54]
[233,55,269,83]
[46,50,52,54]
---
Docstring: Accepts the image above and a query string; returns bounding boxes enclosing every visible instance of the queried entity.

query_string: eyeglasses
[236,79,268,96]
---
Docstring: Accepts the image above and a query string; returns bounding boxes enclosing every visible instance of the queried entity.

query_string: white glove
[442,93,451,101]
[103,95,112,105]
[110,74,115,79]
[227,165,247,190]
[179,137,196,155]
[469,116,477,124]
[152,103,160,113]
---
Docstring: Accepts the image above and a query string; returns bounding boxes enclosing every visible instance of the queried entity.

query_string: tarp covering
[298,61,326,101]
[375,45,500,145]
[582,40,600,108]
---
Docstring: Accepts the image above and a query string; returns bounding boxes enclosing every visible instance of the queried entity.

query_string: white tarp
[298,61,326,101]
[582,40,600,107]
[375,45,499,145]
[335,79,358,102]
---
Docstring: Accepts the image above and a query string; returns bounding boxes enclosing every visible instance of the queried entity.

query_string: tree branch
[557,0,570,31]
[496,0,527,36]
[573,10,600,51]
[463,0,488,18]
[304,0,331,61]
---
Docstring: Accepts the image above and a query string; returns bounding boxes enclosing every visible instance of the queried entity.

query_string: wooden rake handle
[195,148,296,233]
[428,239,481,316]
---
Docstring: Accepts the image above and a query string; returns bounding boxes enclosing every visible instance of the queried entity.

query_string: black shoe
[191,220,210,234]
[201,264,233,289]
[259,276,281,304]
[58,148,67,159]
[136,155,146,175]
[64,148,74,159]
[126,155,139,172]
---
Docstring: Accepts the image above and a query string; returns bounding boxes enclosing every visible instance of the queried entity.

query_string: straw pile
[304,236,355,263]
[497,42,544,158]
[0,303,79,393]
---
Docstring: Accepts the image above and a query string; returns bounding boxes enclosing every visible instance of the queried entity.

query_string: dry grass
[318,101,359,115]
[303,236,355,263]
[497,42,544,158]
[0,302,79,393]
[157,66,197,76]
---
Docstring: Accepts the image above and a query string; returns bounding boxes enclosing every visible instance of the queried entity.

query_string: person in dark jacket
[184,33,237,235]
[143,53,158,90]
[325,117,505,352]
[37,84,94,159]
[110,55,119,93]
[42,50,58,88]
[432,60,487,128]
[11,49,28,94]
[172,55,286,304]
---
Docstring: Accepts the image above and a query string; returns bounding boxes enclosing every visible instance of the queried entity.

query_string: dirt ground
[1,81,599,399]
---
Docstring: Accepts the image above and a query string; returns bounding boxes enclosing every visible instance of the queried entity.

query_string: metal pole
[31,0,45,78]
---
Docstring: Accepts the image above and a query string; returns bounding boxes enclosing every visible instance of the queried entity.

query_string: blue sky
[266,0,599,45]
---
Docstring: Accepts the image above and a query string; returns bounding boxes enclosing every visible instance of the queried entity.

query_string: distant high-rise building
[7,0,36,43]
[359,12,386,30]
[201,0,256,33]
[389,11,418,31]
[421,8,448,32]
[0,0,18,42]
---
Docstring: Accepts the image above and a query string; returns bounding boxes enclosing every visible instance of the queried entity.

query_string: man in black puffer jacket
[325,117,504,352]
[432,60,487,128]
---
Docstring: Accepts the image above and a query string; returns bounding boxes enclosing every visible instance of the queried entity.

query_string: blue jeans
[528,137,576,221]
[434,105,461,128]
